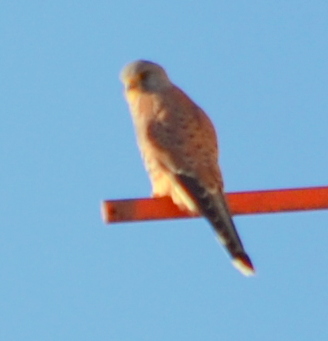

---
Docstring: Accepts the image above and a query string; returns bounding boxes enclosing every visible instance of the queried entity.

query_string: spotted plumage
[120,60,255,276]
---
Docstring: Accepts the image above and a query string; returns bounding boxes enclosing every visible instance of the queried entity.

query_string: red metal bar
[101,186,328,224]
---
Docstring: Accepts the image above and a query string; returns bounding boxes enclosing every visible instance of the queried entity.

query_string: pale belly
[147,161,199,214]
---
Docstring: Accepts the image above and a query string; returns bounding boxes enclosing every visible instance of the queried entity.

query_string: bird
[120,60,255,276]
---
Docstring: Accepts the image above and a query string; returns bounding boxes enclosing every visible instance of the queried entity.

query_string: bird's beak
[125,74,141,91]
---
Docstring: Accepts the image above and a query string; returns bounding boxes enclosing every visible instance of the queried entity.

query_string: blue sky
[1,1,328,340]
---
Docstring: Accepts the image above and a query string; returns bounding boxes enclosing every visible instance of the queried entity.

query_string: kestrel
[120,60,255,276]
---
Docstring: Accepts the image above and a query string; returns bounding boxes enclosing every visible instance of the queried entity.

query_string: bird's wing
[145,88,255,276]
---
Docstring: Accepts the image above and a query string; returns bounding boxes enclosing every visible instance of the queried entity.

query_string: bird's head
[120,60,171,92]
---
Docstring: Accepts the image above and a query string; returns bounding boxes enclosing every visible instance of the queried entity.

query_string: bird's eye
[140,71,150,80]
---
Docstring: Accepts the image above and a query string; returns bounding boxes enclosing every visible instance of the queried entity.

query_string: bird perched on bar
[120,60,255,276]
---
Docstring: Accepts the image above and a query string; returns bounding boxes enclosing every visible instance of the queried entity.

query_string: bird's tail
[176,174,255,276]
[209,191,255,276]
